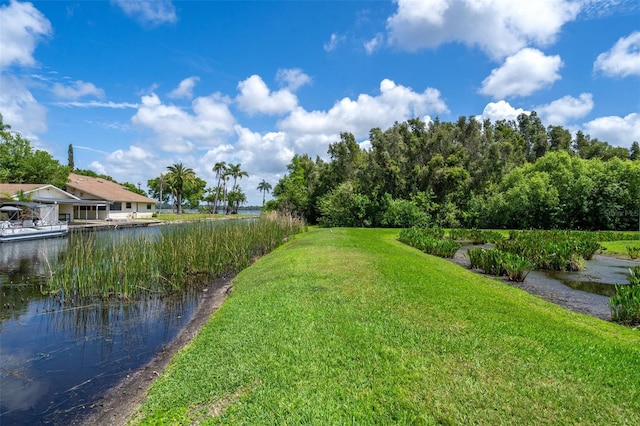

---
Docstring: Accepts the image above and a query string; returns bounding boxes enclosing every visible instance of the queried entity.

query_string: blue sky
[1,0,639,205]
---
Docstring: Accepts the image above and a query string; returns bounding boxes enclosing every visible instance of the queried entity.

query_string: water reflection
[0,233,204,425]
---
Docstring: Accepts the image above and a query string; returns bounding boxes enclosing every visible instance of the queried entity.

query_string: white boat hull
[0,222,69,242]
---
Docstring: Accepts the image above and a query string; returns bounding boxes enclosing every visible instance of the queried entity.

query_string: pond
[0,232,206,425]
[454,245,639,321]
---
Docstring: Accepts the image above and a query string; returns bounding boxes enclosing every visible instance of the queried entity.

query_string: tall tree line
[268,114,640,231]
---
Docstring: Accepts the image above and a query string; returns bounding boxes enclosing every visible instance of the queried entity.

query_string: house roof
[0,183,80,202]
[66,173,156,203]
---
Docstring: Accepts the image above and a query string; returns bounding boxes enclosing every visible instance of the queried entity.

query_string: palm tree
[212,161,227,214]
[228,163,249,191]
[257,179,272,206]
[165,162,195,215]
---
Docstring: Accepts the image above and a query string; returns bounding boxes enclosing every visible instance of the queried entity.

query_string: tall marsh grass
[47,213,305,299]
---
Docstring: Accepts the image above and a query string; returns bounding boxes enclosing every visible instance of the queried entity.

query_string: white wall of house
[106,201,156,220]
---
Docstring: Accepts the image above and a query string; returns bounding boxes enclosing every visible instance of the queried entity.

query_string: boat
[0,204,69,242]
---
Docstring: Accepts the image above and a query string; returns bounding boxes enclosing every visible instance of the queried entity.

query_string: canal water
[0,232,204,425]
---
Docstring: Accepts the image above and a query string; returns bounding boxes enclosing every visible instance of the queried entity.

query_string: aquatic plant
[46,212,305,300]
[610,266,640,325]
[448,228,504,244]
[467,248,534,282]
[398,227,460,258]
[627,246,640,260]
[497,230,600,271]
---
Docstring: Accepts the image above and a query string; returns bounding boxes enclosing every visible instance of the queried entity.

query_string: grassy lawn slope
[132,228,640,425]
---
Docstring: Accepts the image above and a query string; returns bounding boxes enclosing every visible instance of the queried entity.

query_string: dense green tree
[629,142,639,161]
[272,154,318,220]
[0,115,70,188]
[317,181,373,227]
[547,125,572,152]
[270,115,637,230]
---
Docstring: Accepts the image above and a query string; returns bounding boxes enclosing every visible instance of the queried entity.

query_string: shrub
[380,199,431,228]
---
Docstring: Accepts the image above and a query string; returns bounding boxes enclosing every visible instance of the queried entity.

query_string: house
[65,173,157,220]
[0,183,80,222]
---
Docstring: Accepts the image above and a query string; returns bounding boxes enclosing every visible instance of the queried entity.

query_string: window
[147,204,152,210]
[110,202,122,211]
[126,202,132,209]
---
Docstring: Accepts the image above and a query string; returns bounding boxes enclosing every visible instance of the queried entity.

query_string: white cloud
[168,76,200,99]
[276,68,311,91]
[0,74,47,138]
[481,100,529,122]
[324,33,345,52]
[111,0,177,26]
[386,0,580,59]
[536,93,594,126]
[234,126,295,175]
[278,79,449,152]
[235,75,298,115]
[594,31,640,78]
[131,92,235,152]
[52,80,105,100]
[583,113,640,148]
[52,100,139,109]
[364,33,384,54]
[0,0,52,70]
[480,48,563,98]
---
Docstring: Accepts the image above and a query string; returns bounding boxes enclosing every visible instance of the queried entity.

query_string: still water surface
[0,230,203,425]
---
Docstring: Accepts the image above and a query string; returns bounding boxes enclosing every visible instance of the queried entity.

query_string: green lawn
[601,240,640,260]
[132,228,640,425]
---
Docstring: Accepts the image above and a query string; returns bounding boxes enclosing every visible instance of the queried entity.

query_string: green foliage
[627,246,640,259]
[610,266,640,325]
[398,227,460,258]
[380,196,430,228]
[317,181,373,227]
[497,230,601,271]
[134,228,640,425]
[267,114,637,230]
[0,115,70,187]
[468,248,535,282]
[448,228,504,244]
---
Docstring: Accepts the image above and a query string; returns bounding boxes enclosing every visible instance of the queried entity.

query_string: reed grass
[46,213,304,300]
